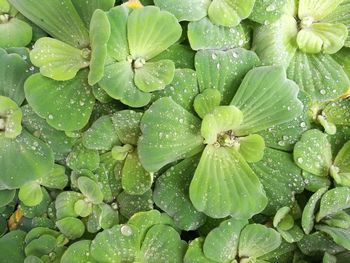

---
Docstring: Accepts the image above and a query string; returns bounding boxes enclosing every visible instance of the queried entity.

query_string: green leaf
[138,97,204,172]
[188,18,246,50]
[0,95,22,138]
[87,203,119,232]
[66,143,100,171]
[297,23,348,54]
[324,211,350,229]
[293,129,332,177]
[195,48,260,104]
[298,0,343,21]
[231,66,303,135]
[152,69,199,112]
[238,224,281,258]
[21,105,76,160]
[301,187,328,234]
[9,0,89,48]
[91,224,139,263]
[0,230,26,263]
[150,44,196,69]
[0,189,15,207]
[77,176,104,204]
[154,156,206,231]
[74,199,93,217]
[88,9,110,86]
[122,151,152,195]
[302,170,331,192]
[38,164,68,189]
[278,224,304,243]
[117,190,153,219]
[190,145,267,218]
[0,0,10,12]
[334,141,350,175]
[83,115,120,151]
[208,0,255,27]
[194,89,221,119]
[249,0,288,24]
[111,110,142,145]
[55,191,83,219]
[323,252,337,263]
[154,0,209,22]
[203,218,247,262]
[250,148,304,215]
[30,37,90,81]
[315,225,350,250]
[61,240,98,263]
[184,238,218,263]
[106,6,129,61]
[71,0,115,28]
[140,224,187,263]
[252,15,298,67]
[99,61,152,107]
[0,48,30,105]
[324,98,350,127]
[134,60,175,92]
[317,187,350,222]
[201,106,243,145]
[287,51,350,102]
[20,187,51,218]
[25,71,95,131]
[0,17,32,48]
[56,217,85,240]
[273,207,293,230]
[18,181,43,207]
[237,134,265,163]
[0,130,54,189]
[127,6,182,60]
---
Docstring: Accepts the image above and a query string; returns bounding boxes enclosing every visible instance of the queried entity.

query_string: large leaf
[111,110,142,145]
[127,6,182,60]
[140,224,187,263]
[287,51,350,102]
[315,225,350,250]
[0,230,26,263]
[154,0,209,22]
[190,145,267,218]
[293,129,332,177]
[317,187,350,222]
[0,130,54,189]
[298,0,343,21]
[61,240,98,263]
[239,224,281,258]
[138,97,204,172]
[9,0,89,48]
[323,98,350,127]
[66,143,100,171]
[297,23,348,54]
[195,48,260,104]
[208,0,255,27]
[153,156,206,231]
[252,15,298,68]
[0,48,30,105]
[249,0,288,24]
[90,224,139,263]
[99,61,152,107]
[117,190,153,219]
[152,69,199,112]
[88,9,111,85]
[203,218,247,262]
[71,0,115,28]
[231,66,303,135]
[25,70,95,131]
[334,141,350,175]
[250,148,304,215]
[30,37,90,81]
[188,18,246,50]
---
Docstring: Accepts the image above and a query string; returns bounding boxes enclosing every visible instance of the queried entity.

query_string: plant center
[132,57,146,69]
[300,16,314,29]
[216,130,238,147]
[80,48,91,60]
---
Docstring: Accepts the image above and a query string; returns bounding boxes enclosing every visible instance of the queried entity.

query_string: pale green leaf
[77,176,104,204]
[61,240,98,263]
[315,225,350,250]
[0,18,32,48]
[0,95,22,138]
[298,0,343,21]
[18,181,43,207]
[237,134,265,163]
[56,217,85,240]
[249,0,288,24]
[194,89,221,119]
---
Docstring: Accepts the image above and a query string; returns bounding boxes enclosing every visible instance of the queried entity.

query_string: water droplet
[48,114,54,120]
[121,225,133,236]
[320,89,326,95]
[297,157,303,163]
[300,122,306,128]
[266,4,276,12]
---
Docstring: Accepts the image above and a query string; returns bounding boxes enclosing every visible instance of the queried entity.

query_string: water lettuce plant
[0,0,350,262]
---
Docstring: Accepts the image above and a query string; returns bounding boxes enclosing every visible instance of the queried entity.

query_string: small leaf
[237,134,265,163]
[77,176,104,204]
[99,61,152,107]
[0,17,32,48]
[188,18,246,50]
[208,0,255,27]
[190,145,267,218]
[134,60,175,92]
[25,70,95,131]
[315,225,350,250]
[249,0,287,24]
[18,181,43,207]
[0,189,15,207]
[56,217,85,240]
[66,143,100,171]
[127,6,182,60]
[0,230,26,263]
[111,110,142,145]
[293,129,332,177]
[61,240,98,263]
[298,0,343,21]
[195,48,260,105]
[0,95,22,138]
[334,141,350,176]
[231,66,303,135]
[117,190,153,219]
[203,218,247,262]
[324,98,350,127]
[317,187,350,222]
[38,164,68,190]
[138,97,204,172]
[324,211,350,229]
[55,191,84,219]
[301,187,328,234]
[238,224,281,258]
[194,89,221,119]
[184,238,218,263]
